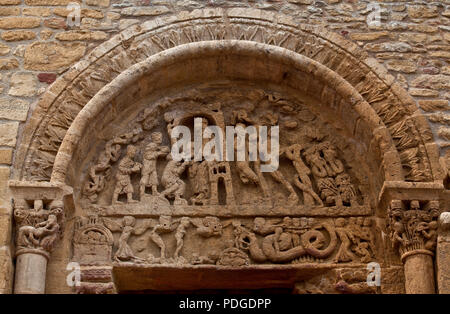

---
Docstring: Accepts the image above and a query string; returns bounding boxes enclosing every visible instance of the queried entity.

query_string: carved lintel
[9,181,73,259]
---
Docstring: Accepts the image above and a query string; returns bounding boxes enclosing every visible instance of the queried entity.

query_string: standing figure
[113,216,146,263]
[113,145,142,204]
[140,132,170,198]
[233,110,269,198]
[259,134,298,205]
[189,118,210,205]
[149,215,177,263]
[189,161,210,205]
[161,155,190,205]
[174,217,191,261]
[285,144,323,206]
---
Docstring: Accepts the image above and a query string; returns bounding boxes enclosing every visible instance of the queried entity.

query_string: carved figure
[161,155,190,205]
[18,214,59,251]
[103,216,148,263]
[304,145,329,178]
[284,144,322,206]
[333,218,358,263]
[113,145,142,204]
[174,217,191,261]
[317,177,339,205]
[140,132,169,198]
[149,215,178,263]
[336,173,358,206]
[319,141,344,176]
[191,216,222,237]
[15,199,64,253]
[189,161,210,205]
[233,110,267,195]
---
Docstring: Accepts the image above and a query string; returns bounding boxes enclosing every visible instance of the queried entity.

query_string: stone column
[14,252,48,294]
[402,250,435,294]
[387,199,439,294]
[379,182,443,294]
[436,212,450,293]
[8,181,72,294]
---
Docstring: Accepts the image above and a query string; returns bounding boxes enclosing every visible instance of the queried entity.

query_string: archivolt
[13,8,441,184]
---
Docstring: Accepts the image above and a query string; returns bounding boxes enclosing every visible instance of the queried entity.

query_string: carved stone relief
[14,199,64,259]
[69,85,385,275]
[18,9,437,186]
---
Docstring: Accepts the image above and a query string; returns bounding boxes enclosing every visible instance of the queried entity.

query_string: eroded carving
[14,199,64,257]
[387,200,440,258]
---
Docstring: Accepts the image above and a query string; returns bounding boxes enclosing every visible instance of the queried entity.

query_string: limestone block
[24,42,86,71]
[8,73,38,97]
[0,123,19,147]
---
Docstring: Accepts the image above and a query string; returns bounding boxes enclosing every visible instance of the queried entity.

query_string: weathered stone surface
[386,60,417,73]
[429,113,450,125]
[2,4,450,295]
[438,127,450,140]
[418,100,450,112]
[437,212,450,294]
[53,8,104,19]
[1,30,36,41]
[409,88,439,97]
[0,97,30,121]
[0,149,12,165]
[0,7,20,15]
[119,19,139,30]
[365,42,412,52]
[43,17,66,29]
[0,58,18,70]
[407,5,439,18]
[412,75,450,90]
[23,8,52,17]
[350,32,389,41]
[121,6,171,16]
[40,29,52,40]
[24,42,86,71]
[25,0,80,4]
[55,30,107,41]
[0,43,10,56]
[0,122,19,147]
[85,0,109,7]
[0,0,20,4]
[398,33,428,45]
[0,246,13,293]
[430,51,450,59]
[0,213,11,244]
[0,17,41,29]
[8,73,38,97]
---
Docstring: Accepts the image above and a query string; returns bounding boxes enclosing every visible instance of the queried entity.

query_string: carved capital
[387,199,440,261]
[9,181,73,259]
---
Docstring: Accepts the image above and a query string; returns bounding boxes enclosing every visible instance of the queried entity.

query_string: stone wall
[0,0,449,293]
